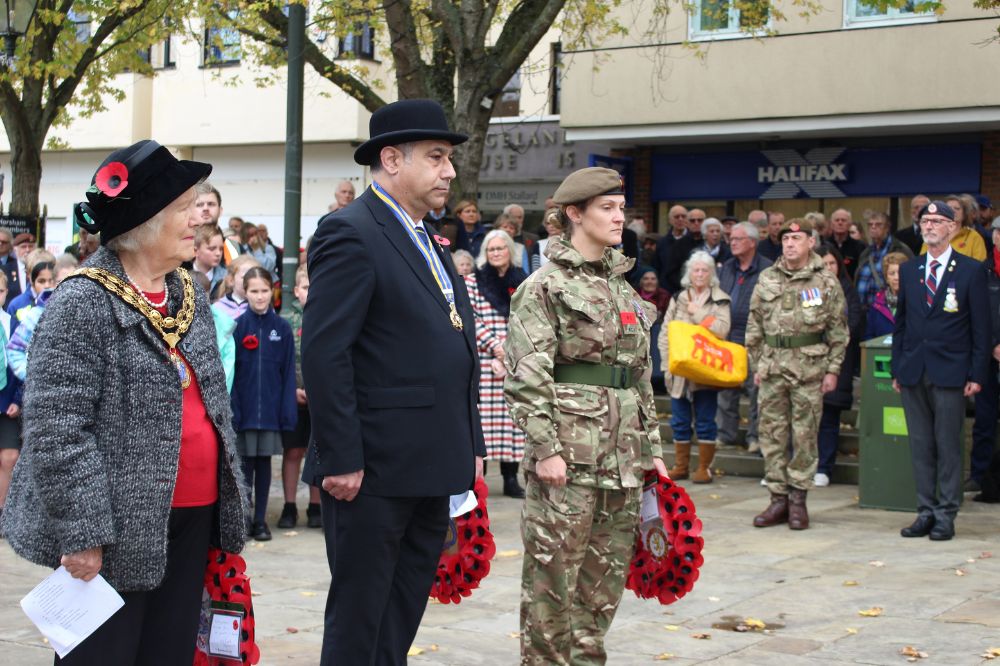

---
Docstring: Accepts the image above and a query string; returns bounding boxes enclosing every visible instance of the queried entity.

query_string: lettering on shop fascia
[757,148,850,199]
[480,126,577,174]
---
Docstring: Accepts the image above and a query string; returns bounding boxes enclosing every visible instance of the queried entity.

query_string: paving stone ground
[2,468,999,665]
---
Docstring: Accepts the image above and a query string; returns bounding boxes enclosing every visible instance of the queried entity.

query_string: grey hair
[370,141,416,173]
[453,249,474,265]
[105,210,168,253]
[502,204,524,215]
[732,221,759,240]
[680,250,720,289]
[700,217,723,235]
[476,229,521,269]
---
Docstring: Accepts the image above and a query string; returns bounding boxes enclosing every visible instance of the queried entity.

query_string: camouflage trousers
[758,373,822,494]
[520,473,640,665]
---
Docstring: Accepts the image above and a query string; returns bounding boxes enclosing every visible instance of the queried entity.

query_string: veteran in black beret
[301,99,486,664]
[0,140,248,664]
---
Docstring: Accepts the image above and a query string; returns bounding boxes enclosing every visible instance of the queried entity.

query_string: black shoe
[278,503,298,529]
[929,520,955,541]
[963,477,981,493]
[252,521,272,541]
[306,503,322,529]
[901,515,935,538]
[973,492,1000,503]
[503,476,526,499]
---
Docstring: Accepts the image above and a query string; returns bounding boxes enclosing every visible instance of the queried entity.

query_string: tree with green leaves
[0,0,193,219]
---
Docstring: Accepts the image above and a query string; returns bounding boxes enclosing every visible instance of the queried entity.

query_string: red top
[149,291,219,508]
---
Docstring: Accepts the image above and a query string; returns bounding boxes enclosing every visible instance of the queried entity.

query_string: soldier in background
[504,167,667,664]
[746,218,848,531]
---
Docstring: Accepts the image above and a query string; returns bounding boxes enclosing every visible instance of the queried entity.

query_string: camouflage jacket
[281,298,304,389]
[746,252,849,383]
[503,239,662,489]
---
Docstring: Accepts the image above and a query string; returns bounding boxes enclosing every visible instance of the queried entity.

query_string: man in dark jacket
[828,208,866,280]
[896,195,929,256]
[302,99,486,665]
[855,212,913,307]
[662,208,706,294]
[653,205,688,289]
[716,222,771,451]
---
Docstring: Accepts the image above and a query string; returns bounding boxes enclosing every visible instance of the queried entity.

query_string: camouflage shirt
[281,298,304,389]
[746,252,849,383]
[503,239,662,489]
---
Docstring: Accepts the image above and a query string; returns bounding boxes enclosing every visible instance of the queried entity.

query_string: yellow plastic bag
[667,321,747,388]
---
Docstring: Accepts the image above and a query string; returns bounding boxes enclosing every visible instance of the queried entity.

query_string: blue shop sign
[588,154,633,206]
[651,144,981,200]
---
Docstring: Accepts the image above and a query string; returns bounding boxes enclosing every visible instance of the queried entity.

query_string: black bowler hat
[73,140,212,245]
[353,99,468,166]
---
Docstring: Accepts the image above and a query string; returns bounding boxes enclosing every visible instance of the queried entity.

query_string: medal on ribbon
[943,283,958,313]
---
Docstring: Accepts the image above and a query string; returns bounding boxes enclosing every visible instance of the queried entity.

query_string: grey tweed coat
[0,247,247,591]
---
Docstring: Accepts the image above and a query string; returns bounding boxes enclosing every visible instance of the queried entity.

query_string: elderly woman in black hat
[0,140,247,665]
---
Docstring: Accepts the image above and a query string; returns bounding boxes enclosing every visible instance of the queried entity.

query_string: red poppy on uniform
[242,334,259,350]
[95,162,129,197]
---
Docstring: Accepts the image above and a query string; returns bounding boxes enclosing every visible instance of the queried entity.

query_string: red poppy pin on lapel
[434,235,451,247]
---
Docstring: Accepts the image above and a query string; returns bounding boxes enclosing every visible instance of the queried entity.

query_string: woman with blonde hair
[658,250,731,483]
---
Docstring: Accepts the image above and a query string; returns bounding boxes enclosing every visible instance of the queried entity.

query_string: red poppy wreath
[625,472,705,605]
[430,476,496,604]
[242,335,259,350]
[194,549,260,665]
[95,162,129,198]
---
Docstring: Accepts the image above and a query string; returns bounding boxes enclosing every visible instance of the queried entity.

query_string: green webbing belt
[553,364,640,389]
[764,332,824,349]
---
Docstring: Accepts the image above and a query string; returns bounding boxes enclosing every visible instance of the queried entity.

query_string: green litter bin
[858,336,918,512]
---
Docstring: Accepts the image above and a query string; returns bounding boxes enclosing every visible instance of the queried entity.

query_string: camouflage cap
[552,167,625,205]
[778,217,813,239]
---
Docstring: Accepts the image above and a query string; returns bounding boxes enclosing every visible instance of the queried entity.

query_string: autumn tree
[0,0,195,219]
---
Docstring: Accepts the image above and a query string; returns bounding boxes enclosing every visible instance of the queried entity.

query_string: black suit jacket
[301,189,486,497]
[892,251,990,388]
[1,256,20,308]
[895,224,923,256]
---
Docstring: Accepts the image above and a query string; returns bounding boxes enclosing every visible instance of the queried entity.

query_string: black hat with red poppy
[73,140,212,245]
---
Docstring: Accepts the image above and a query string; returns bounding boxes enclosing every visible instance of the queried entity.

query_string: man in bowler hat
[892,201,990,541]
[302,99,486,664]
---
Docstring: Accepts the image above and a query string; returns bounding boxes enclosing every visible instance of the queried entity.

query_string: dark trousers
[817,404,842,476]
[56,504,214,666]
[319,492,449,665]
[900,376,965,523]
[971,359,1000,481]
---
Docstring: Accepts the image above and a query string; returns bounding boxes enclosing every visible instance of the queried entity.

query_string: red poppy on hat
[95,162,129,197]
[625,472,705,605]
[242,334,259,350]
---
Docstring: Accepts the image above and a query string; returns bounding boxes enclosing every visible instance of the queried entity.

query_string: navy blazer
[0,255,20,308]
[301,188,486,497]
[891,251,990,388]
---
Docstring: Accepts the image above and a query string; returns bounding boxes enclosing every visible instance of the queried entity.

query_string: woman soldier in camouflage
[504,167,668,665]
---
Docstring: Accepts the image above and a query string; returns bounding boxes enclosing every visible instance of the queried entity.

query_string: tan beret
[779,217,813,238]
[551,167,625,205]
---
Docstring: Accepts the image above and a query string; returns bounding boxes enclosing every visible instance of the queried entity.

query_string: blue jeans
[671,390,718,442]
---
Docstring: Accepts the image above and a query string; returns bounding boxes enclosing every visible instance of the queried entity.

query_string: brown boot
[692,442,716,483]
[788,488,809,530]
[670,442,691,480]
[753,493,788,527]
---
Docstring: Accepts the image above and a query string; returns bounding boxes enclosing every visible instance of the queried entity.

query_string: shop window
[338,24,375,60]
[845,0,935,27]
[689,0,770,40]
[550,42,562,116]
[204,11,242,66]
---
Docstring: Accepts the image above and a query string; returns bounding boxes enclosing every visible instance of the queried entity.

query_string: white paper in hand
[449,490,478,517]
[20,566,125,658]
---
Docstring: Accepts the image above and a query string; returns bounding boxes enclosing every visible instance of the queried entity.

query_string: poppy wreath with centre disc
[625,472,705,605]
[194,549,261,665]
[430,476,496,604]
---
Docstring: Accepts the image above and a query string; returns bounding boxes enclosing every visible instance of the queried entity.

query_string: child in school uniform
[213,254,260,319]
[231,267,297,540]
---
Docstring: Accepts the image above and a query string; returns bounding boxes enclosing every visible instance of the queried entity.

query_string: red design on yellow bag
[667,321,747,388]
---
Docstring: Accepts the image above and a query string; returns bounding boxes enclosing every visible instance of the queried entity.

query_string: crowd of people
[0,99,998,664]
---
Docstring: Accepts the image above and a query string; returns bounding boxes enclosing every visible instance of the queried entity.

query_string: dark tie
[414,226,434,254]
[926,259,940,307]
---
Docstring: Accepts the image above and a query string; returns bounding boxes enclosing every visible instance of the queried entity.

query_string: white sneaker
[814,473,830,487]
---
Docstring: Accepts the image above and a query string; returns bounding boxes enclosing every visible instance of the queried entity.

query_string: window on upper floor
[550,42,562,116]
[845,0,936,27]
[66,9,91,42]
[338,23,375,60]
[494,70,521,118]
[689,0,770,40]
[150,35,176,69]
[204,11,242,66]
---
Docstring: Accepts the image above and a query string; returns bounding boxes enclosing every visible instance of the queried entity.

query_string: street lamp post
[1,0,39,64]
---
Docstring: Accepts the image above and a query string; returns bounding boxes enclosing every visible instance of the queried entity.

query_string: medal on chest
[173,352,192,390]
[799,288,823,308]
[943,283,958,313]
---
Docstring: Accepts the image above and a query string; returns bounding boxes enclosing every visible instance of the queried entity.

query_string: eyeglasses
[920,218,950,226]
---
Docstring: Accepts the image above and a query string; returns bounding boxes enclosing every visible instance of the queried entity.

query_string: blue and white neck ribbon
[371,182,457,310]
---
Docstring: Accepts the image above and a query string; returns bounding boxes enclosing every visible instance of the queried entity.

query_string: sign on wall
[651,144,981,201]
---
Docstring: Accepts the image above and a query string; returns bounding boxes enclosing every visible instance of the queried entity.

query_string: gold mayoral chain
[70,267,196,389]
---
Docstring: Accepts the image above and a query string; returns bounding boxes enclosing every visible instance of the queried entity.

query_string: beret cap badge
[928,203,938,213]
[789,222,800,232]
